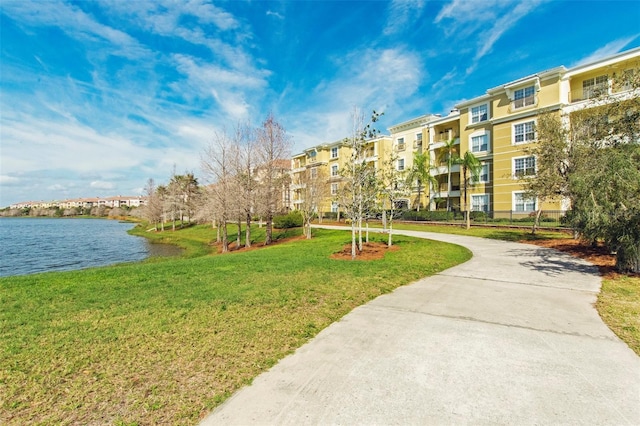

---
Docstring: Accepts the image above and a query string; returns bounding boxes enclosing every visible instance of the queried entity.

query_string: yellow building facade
[289,47,639,217]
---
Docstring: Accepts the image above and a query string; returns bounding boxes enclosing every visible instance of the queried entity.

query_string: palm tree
[459,151,482,229]
[405,151,437,211]
[436,138,460,212]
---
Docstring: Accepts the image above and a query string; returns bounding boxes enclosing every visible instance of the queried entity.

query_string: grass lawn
[0,226,471,425]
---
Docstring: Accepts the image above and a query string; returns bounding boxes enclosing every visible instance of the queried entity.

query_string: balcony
[570,86,608,103]
[434,132,459,143]
[431,163,460,176]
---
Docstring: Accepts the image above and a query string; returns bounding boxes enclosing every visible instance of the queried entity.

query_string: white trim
[330,146,339,160]
[471,193,490,212]
[512,191,537,212]
[512,118,537,145]
[469,102,490,125]
[469,129,491,154]
[472,162,490,184]
[512,155,537,178]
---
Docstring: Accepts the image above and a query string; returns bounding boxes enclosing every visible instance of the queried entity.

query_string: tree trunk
[221,222,228,253]
[245,213,252,248]
[382,210,387,232]
[265,213,273,245]
[416,185,422,212]
[351,220,357,260]
[358,216,363,251]
[388,218,393,247]
[237,219,241,248]
[365,221,369,243]
[531,209,543,235]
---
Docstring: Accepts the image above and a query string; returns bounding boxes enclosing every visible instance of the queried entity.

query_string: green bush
[273,211,303,228]
[400,210,455,221]
[470,211,487,221]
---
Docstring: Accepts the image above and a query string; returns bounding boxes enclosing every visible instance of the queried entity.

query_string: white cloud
[383,0,426,35]
[90,181,115,190]
[47,184,68,191]
[573,36,639,67]
[0,175,20,185]
[1,1,151,60]
[266,10,284,20]
[434,0,548,74]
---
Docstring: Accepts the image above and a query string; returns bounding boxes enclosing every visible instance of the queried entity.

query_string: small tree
[201,131,236,252]
[337,108,382,259]
[295,167,330,239]
[436,138,460,212]
[458,151,482,230]
[405,151,436,212]
[379,154,409,247]
[143,178,163,230]
[256,114,291,245]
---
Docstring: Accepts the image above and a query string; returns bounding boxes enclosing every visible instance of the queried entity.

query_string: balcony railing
[434,134,459,143]
[570,86,608,103]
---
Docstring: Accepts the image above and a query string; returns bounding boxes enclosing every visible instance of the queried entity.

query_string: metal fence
[398,209,570,228]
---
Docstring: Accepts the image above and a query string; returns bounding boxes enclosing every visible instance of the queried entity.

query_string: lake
[0,218,180,277]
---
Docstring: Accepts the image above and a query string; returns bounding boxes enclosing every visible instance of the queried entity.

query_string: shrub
[273,211,303,229]
[400,210,454,221]
[470,211,487,221]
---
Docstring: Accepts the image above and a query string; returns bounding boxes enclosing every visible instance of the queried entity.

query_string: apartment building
[291,136,391,214]
[288,47,639,216]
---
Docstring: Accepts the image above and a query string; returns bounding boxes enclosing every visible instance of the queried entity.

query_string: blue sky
[1,0,639,207]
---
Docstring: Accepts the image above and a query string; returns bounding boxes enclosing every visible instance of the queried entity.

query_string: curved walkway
[202,226,640,425]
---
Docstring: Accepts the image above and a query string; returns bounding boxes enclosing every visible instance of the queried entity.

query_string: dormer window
[513,85,535,109]
[471,104,488,124]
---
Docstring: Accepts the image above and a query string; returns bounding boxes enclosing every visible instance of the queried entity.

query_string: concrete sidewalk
[202,227,640,425]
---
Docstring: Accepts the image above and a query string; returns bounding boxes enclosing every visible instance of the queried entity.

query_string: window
[514,156,536,177]
[471,134,488,152]
[471,194,489,212]
[472,163,490,184]
[621,69,636,91]
[397,158,405,171]
[331,183,338,195]
[514,192,536,212]
[331,164,338,177]
[331,202,338,213]
[397,137,406,151]
[471,104,488,124]
[416,133,422,143]
[310,168,318,179]
[331,147,338,159]
[583,75,608,99]
[513,85,535,109]
[513,121,535,144]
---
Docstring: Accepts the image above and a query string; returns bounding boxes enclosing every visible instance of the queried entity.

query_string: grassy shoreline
[0,225,471,425]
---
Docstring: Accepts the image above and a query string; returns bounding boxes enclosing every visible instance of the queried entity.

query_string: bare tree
[255,114,291,245]
[201,131,236,252]
[379,154,409,247]
[295,166,330,239]
[143,178,163,229]
[233,123,258,248]
[337,107,382,259]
